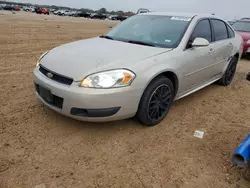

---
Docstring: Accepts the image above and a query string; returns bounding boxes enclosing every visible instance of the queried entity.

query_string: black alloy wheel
[136,76,174,126]
[148,84,172,121]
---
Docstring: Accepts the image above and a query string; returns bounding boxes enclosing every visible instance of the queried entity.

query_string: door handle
[229,43,233,47]
[209,48,215,54]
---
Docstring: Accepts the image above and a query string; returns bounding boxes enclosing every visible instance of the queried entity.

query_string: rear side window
[190,19,212,42]
[211,19,228,41]
[227,25,235,38]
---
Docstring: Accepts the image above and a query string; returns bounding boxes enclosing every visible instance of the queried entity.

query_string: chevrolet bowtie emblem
[47,72,53,79]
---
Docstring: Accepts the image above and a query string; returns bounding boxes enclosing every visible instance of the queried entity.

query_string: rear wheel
[136,77,174,126]
[217,56,238,86]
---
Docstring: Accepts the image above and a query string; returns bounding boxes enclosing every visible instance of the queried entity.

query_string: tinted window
[232,21,250,32]
[190,19,212,42]
[227,25,235,38]
[211,19,228,41]
[106,15,191,48]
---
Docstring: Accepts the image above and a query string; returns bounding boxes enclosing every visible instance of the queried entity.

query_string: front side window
[105,15,192,48]
[211,19,228,41]
[190,19,212,42]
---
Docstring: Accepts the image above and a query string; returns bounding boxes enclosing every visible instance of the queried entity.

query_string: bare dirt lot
[1,11,250,188]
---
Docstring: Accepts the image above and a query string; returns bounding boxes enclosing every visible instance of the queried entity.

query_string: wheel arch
[223,52,240,74]
[234,52,240,61]
[142,70,179,98]
[135,70,179,124]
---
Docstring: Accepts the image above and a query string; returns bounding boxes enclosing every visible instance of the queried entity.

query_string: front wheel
[136,77,174,126]
[217,56,238,86]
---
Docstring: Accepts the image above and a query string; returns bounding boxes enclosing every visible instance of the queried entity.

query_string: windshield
[232,21,250,32]
[105,15,192,48]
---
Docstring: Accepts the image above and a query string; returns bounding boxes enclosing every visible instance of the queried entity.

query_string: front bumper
[33,67,141,122]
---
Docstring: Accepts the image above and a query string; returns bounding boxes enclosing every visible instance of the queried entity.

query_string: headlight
[36,51,49,67]
[80,69,136,88]
[247,40,250,44]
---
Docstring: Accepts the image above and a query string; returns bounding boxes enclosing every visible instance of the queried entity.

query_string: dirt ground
[1,11,250,188]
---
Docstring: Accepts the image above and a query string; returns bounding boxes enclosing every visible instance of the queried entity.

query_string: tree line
[0,0,135,16]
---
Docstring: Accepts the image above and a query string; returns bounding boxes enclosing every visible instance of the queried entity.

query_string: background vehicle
[35,7,49,15]
[241,18,250,20]
[50,9,57,13]
[137,8,150,14]
[108,15,118,20]
[60,10,70,16]
[15,7,21,11]
[34,13,242,126]
[232,19,250,55]
[2,5,15,11]
[54,10,64,15]
[64,10,77,16]
[116,15,128,21]
[90,13,107,19]
[74,11,91,18]
[23,6,32,11]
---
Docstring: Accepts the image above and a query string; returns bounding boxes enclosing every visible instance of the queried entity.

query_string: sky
[6,0,250,20]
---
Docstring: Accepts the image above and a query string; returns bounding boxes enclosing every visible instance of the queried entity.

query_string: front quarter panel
[129,51,183,100]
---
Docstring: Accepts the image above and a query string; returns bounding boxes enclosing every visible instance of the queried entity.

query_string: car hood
[236,31,250,41]
[40,37,172,81]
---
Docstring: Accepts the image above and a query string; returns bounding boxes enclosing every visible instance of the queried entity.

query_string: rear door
[209,19,234,75]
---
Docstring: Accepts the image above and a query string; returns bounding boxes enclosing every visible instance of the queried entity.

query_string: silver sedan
[34,12,243,126]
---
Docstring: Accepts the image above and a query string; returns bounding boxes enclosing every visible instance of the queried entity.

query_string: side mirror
[192,37,209,47]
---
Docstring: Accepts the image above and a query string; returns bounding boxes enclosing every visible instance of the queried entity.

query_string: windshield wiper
[99,35,114,40]
[127,40,155,47]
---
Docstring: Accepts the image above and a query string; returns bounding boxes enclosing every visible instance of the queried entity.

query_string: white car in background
[34,12,243,126]
[54,10,64,15]
[56,10,76,16]
[64,11,77,16]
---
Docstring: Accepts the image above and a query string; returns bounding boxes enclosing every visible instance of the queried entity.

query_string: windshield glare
[232,21,250,32]
[106,15,191,48]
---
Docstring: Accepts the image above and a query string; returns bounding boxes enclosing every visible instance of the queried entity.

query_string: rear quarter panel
[221,33,243,73]
[233,33,244,60]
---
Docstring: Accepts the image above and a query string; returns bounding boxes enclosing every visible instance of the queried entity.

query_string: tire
[217,56,238,86]
[136,76,174,126]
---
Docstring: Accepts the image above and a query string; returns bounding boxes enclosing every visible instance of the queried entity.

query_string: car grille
[39,65,73,85]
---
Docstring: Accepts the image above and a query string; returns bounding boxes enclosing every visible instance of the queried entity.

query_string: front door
[178,19,215,94]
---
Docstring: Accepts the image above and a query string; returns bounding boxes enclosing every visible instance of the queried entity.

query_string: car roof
[140,12,221,19]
